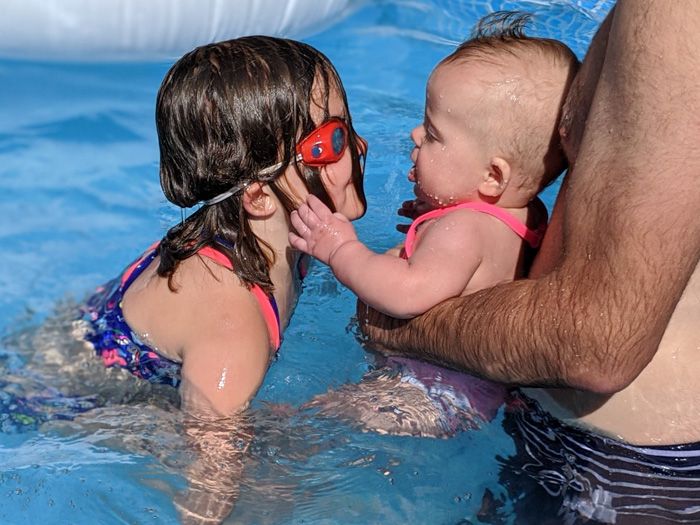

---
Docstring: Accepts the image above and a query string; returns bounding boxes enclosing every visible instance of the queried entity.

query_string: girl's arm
[174,413,252,525]
[175,276,273,523]
[290,195,482,318]
[179,302,269,417]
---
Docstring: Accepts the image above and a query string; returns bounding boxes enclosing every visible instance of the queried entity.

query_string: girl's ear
[242,182,277,217]
[479,156,511,198]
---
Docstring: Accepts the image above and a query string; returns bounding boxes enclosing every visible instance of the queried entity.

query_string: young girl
[75,35,366,522]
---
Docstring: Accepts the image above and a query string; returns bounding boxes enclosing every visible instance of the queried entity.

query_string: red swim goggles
[296,117,350,166]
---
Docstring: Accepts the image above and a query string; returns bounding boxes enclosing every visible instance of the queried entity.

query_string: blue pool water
[0,1,613,523]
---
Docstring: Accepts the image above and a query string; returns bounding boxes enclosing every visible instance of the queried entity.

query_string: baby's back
[460,207,533,295]
[408,201,543,298]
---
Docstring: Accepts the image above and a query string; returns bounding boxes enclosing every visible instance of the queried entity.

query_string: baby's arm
[290,195,482,318]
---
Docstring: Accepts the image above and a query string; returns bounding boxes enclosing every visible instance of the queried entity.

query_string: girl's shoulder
[174,255,274,415]
[175,254,264,324]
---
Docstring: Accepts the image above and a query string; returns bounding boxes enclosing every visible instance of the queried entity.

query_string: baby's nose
[410,124,424,145]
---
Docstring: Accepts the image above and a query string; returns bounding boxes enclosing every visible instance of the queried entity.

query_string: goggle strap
[201,181,249,206]
[201,153,305,207]
[257,153,303,177]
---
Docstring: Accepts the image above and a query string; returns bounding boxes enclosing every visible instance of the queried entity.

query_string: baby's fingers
[307,194,335,221]
[397,198,431,220]
[297,202,321,230]
[398,199,415,212]
[290,210,311,238]
[332,212,351,224]
[288,231,309,253]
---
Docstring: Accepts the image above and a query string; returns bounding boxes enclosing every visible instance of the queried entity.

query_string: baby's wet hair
[447,11,575,68]
[472,11,532,39]
[155,36,352,292]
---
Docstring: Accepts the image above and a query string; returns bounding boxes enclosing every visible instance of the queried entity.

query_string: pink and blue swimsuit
[79,243,281,388]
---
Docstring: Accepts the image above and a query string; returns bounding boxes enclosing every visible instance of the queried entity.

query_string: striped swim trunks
[495,390,700,524]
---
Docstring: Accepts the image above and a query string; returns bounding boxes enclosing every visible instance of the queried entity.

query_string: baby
[292,15,579,435]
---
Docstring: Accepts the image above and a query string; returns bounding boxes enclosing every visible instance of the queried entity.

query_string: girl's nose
[356,134,368,156]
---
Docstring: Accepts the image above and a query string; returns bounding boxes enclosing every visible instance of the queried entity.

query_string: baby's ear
[479,156,511,198]
[242,182,277,217]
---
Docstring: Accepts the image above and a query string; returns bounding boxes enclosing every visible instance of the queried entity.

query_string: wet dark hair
[155,36,366,292]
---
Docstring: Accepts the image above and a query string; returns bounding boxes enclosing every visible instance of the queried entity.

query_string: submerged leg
[304,360,506,438]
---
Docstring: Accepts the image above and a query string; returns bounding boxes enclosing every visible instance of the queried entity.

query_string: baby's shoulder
[413,207,489,249]
[426,205,495,232]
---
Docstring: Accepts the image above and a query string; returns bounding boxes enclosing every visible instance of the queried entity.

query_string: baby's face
[409,62,495,208]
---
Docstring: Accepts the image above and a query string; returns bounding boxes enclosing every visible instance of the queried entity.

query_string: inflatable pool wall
[0,0,359,62]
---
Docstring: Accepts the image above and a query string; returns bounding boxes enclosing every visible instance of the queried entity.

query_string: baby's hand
[396,198,433,233]
[290,194,358,265]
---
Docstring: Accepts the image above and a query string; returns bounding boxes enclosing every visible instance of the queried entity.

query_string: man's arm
[360,0,700,394]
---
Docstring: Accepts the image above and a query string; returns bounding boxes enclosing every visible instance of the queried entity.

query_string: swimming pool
[0,1,614,523]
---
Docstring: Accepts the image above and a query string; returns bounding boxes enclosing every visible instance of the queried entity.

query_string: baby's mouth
[408,165,416,182]
[408,166,422,199]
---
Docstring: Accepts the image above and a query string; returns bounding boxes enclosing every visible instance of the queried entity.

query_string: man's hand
[289,194,359,265]
[396,198,433,233]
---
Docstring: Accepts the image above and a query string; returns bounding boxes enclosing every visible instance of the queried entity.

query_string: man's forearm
[358,247,682,394]
[358,275,565,387]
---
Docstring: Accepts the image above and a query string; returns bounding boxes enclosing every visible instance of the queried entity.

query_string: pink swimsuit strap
[120,243,281,350]
[403,201,546,259]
